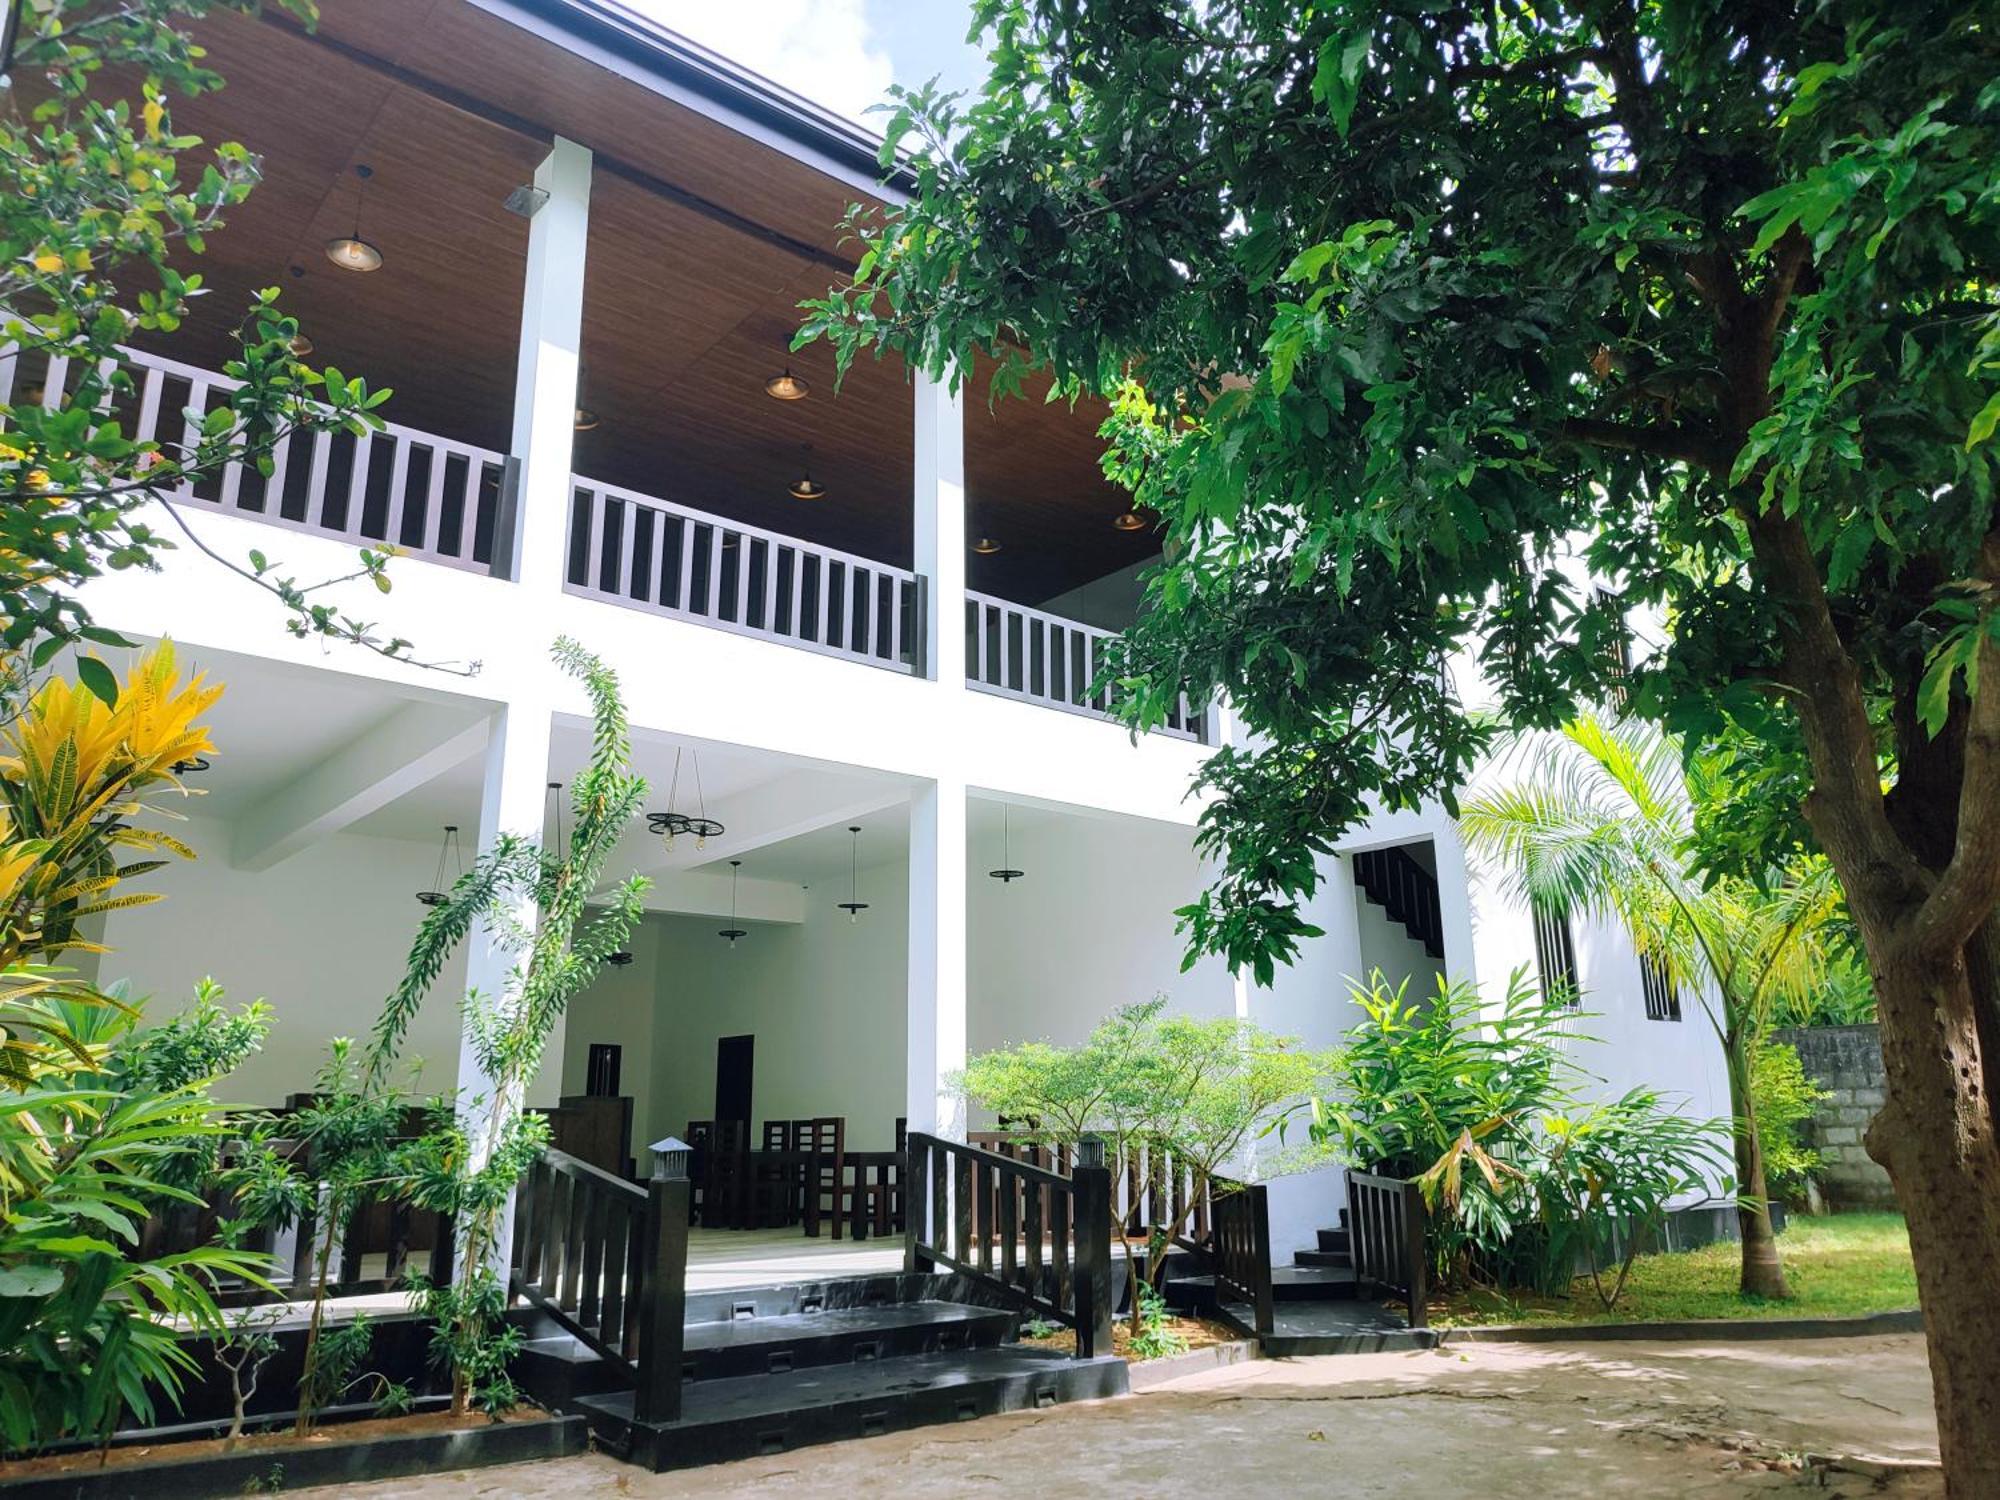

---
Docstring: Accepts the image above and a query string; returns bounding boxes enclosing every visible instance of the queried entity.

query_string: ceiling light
[574,406,600,431]
[972,537,1002,555]
[718,860,746,946]
[647,748,724,848]
[789,444,825,501]
[764,367,809,401]
[574,364,599,431]
[838,826,869,922]
[416,824,464,907]
[988,804,1024,883]
[1112,509,1147,532]
[605,950,636,967]
[325,164,381,272]
[287,332,315,358]
[171,756,211,775]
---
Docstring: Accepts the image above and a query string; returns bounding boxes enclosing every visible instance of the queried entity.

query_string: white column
[906,777,968,1136]
[503,136,592,593]
[912,368,966,684]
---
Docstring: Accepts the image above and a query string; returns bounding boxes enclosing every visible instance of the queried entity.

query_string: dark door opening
[715,1033,754,1126]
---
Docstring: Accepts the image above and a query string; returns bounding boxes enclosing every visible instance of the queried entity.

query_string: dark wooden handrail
[967,1131,1214,1254]
[905,1131,1114,1359]
[1347,1169,1430,1328]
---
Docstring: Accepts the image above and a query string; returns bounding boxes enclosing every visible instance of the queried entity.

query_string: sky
[621,0,989,129]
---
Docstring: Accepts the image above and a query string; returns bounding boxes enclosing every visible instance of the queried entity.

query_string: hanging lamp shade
[1112,509,1147,532]
[171,756,211,775]
[989,804,1024,882]
[718,860,747,946]
[325,164,382,272]
[287,332,315,358]
[838,826,870,921]
[574,363,600,430]
[764,366,809,401]
[971,536,1002,555]
[416,824,464,906]
[648,748,725,848]
[788,445,826,501]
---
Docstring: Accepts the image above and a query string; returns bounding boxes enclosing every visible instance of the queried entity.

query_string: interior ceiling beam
[256,11,858,274]
[230,701,488,871]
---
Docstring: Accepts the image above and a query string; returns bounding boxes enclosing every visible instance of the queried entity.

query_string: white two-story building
[57,0,1727,1262]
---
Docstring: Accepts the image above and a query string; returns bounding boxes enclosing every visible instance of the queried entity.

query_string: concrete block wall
[1771,1023,1899,1211]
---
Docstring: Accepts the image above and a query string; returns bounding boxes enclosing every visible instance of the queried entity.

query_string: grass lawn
[1433,1212,1918,1328]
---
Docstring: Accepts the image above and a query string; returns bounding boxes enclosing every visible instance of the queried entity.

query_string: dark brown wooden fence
[905,1132,1114,1358]
[1208,1178,1275,1335]
[1347,1170,1429,1328]
[966,1131,1213,1253]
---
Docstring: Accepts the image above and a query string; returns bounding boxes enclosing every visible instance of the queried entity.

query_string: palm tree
[1459,712,1846,1300]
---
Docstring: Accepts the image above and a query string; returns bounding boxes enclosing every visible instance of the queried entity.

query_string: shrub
[1749,1039,1828,1196]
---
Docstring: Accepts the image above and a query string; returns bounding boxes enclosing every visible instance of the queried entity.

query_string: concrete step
[1315,1225,1351,1255]
[683,1301,1015,1381]
[1167,1263,1359,1307]
[578,1346,1129,1471]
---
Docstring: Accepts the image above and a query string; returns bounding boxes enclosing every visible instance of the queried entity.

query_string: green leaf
[1966,390,2000,451]
[0,1265,65,1297]
[75,657,119,708]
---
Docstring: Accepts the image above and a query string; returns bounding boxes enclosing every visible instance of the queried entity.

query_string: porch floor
[686,1227,905,1292]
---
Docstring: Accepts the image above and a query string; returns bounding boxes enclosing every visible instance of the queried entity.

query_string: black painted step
[1315,1225,1351,1255]
[1293,1247,1353,1270]
[683,1301,1014,1381]
[1166,1263,1359,1306]
[578,1346,1129,1471]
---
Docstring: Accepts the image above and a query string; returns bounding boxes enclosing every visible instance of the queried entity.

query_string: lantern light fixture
[416,823,464,907]
[971,536,1002,555]
[1112,509,1147,532]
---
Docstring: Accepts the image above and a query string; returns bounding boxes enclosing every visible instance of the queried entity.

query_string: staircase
[519,1274,1124,1471]
[509,1138,1129,1473]
[1350,845,1445,958]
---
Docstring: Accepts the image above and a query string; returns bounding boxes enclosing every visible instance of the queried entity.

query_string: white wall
[559,913,666,1150]
[966,811,1236,1059]
[640,857,910,1153]
[98,814,470,1109]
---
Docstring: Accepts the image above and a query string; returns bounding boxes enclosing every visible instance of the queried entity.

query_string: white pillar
[503,136,592,593]
[907,777,967,1136]
[912,369,965,685]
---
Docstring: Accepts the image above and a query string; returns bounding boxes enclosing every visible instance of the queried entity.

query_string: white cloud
[617,0,895,130]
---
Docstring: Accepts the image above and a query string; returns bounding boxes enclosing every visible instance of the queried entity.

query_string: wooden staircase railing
[1209,1178,1275,1336]
[512,1145,691,1423]
[1350,845,1446,960]
[1347,1170,1430,1328]
[904,1132,1115,1359]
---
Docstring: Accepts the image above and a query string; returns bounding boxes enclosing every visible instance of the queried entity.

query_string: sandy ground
[293,1333,1941,1499]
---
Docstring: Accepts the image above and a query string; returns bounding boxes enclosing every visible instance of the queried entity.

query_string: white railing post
[500,136,591,594]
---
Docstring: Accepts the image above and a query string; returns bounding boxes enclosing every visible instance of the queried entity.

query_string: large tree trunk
[1861,945,2000,1494]
[1721,1030,1789,1299]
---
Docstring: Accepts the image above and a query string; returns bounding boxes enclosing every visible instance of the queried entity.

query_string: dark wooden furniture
[802,1116,846,1240]
[1348,1170,1430,1328]
[542,1093,634,1180]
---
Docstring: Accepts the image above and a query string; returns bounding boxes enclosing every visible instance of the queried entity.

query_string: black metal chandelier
[416,823,464,907]
[838,825,869,922]
[718,860,746,947]
[648,747,724,849]
[989,804,1024,883]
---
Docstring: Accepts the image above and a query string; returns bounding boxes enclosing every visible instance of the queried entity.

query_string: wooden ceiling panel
[121,2,1152,605]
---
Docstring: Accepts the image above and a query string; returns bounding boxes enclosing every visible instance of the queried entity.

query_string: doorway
[715,1033,754,1124]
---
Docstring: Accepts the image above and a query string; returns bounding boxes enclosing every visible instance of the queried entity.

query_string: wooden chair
[707,1119,751,1229]
[802,1116,846,1240]
[750,1120,804,1227]
[685,1119,714,1224]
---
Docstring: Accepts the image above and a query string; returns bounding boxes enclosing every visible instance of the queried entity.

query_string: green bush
[1749,1039,1828,1194]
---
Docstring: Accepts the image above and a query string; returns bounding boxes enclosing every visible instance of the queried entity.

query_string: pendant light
[1112,509,1147,532]
[287,332,315,358]
[972,536,1002,555]
[605,950,636,967]
[788,444,826,501]
[171,756,211,775]
[764,366,810,401]
[416,824,464,907]
[838,825,869,922]
[989,804,1024,883]
[545,780,565,853]
[718,860,746,946]
[325,164,383,273]
[573,364,600,431]
[647,748,724,848]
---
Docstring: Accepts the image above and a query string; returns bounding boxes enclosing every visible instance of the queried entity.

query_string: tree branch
[1915,538,2000,952]
[1561,416,1732,473]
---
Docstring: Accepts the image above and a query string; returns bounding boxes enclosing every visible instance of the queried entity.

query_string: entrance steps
[513,1272,1127,1472]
